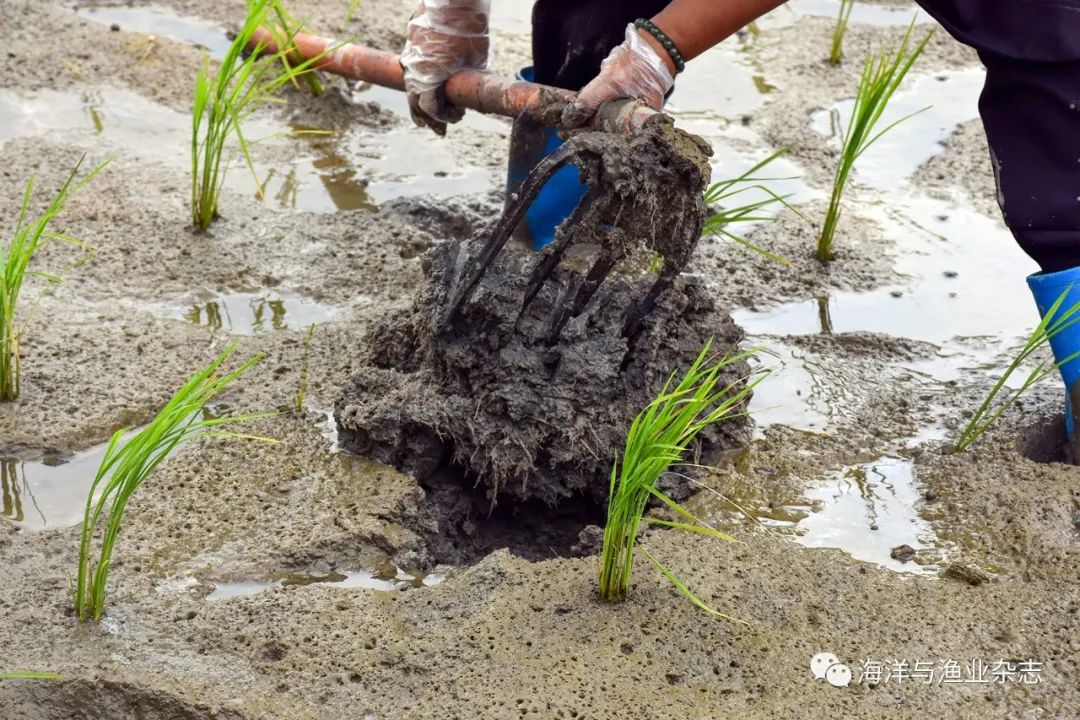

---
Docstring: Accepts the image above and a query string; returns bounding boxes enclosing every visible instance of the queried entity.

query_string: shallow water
[0,87,186,150]
[341,125,498,204]
[1,429,139,532]
[797,456,943,573]
[76,3,232,59]
[167,291,337,335]
[263,127,379,213]
[704,452,944,573]
[206,567,445,600]
[737,192,1039,437]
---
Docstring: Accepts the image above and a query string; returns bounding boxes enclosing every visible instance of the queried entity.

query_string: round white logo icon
[811,652,852,687]
[825,663,852,687]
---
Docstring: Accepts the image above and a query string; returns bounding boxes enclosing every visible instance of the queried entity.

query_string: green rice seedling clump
[191,0,328,230]
[955,288,1080,452]
[75,344,274,622]
[1,157,106,401]
[817,19,932,262]
[599,341,760,619]
[703,148,801,266]
[829,0,854,66]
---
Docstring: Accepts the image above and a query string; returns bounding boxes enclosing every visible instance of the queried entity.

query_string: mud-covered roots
[335,121,749,524]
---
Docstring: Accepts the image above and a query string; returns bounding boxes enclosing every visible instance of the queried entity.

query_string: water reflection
[178,292,335,335]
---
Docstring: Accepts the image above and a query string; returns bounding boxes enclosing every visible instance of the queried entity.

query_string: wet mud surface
[1,0,1078,718]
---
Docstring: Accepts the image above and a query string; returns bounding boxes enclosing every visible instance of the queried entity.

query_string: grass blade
[639,546,746,624]
[702,149,801,265]
[0,671,63,680]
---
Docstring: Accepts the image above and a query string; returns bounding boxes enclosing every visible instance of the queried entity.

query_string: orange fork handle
[249,28,661,133]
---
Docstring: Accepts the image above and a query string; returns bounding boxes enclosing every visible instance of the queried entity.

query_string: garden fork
[249,30,712,344]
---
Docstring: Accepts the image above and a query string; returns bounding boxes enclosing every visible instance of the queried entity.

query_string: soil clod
[335,121,750,559]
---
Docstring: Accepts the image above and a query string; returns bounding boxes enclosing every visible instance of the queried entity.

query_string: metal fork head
[441,108,713,347]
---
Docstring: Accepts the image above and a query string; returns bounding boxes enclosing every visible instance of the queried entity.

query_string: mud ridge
[2,678,247,720]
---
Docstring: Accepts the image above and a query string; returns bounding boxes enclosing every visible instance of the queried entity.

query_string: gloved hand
[562,24,675,129]
[400,0,490,136]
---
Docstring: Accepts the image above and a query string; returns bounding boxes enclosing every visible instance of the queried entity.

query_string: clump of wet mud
[335,120,752,558]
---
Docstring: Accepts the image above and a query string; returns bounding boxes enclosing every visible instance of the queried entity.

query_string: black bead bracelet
[633,18,686,74]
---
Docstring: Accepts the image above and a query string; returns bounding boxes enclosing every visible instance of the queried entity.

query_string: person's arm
[650,0,788,69]
[564,0,788,126]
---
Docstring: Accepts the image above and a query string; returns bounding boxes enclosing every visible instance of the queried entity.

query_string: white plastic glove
[562,24,675,129]
[400,0,491,136]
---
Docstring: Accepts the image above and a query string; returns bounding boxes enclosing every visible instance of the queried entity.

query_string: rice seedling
[270,1,324,96]
[191,0,330,230]
[829,0,854,66]
[294,322,316,412]
[954,289,1080,452]
[1,157,107,402]
[598,340,761,619]
[75,343,275,622]
[816,19,932,262]
[703,148,800,266]
[0,671,62,680]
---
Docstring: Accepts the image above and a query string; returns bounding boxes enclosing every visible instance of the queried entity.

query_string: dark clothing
[531,0,668,89]
[917,0,1080,62]
[918,0,1080,272]
[529,0,1080,272]
[976,51,1080,272]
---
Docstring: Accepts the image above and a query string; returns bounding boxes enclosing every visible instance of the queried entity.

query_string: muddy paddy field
[1,0,1078,718]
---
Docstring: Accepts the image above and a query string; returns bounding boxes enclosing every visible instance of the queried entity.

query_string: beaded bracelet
[633,18,686,74]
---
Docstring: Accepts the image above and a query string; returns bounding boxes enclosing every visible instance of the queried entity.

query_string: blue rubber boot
[1027,266,1080,437]
[506,67,588,251]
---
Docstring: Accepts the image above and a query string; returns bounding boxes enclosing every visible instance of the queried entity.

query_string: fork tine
[443,140,580,323]
[621,216,701,346]
[520,185,604,314]
[544,272,583,344]
[619,267,677,362]
[554,231,628,333]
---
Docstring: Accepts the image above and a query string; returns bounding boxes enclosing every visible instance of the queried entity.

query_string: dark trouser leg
[979,50,1080,446]
[978,50,1080,272]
